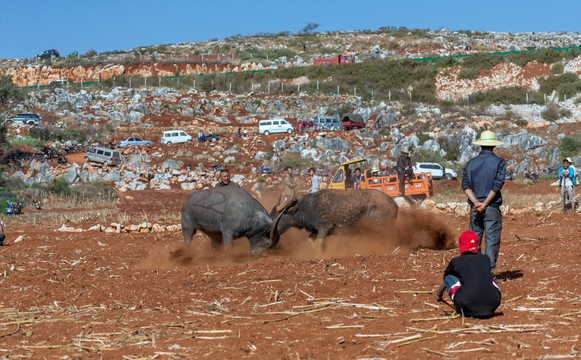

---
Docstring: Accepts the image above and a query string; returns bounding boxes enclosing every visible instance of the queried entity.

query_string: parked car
[258,119,294,135]
[84,146,123,166]
[205,134,222,142]
[7,113,41,126]
[116,137,153,147]
[313,116,342,131]
[413,162,457,180]
[36,49,60,59]
[340,113,365,130]
[161,130,192,144]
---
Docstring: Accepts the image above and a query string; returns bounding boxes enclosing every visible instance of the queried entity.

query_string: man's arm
[434,280,446,302]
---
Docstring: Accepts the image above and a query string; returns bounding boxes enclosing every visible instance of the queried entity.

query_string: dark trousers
[469,206,502,273]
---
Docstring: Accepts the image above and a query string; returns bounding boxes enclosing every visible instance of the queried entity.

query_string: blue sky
[1,0,580,59]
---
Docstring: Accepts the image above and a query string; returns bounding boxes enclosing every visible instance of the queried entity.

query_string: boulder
[64,166,79,183]
[104,169,122,182]
[181,182,197,190]
[161,159,182,170]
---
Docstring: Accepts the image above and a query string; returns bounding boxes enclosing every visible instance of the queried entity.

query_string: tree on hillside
[300,23,319,34]
[0,75,25,110]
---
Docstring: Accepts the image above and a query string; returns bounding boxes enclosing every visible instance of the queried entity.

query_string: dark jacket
[215,181,239,188]
[396,154,412,175]
[444,253,501,318]
[461,150,505,208]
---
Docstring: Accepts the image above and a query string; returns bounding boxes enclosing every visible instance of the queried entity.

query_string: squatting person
[434,230,501,318]
[462,130,505,274]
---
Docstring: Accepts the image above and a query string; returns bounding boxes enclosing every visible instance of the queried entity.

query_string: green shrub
[51,129,88,143]
[560,107,572,118]
[537,48,561,63]
[551,63,564,75]
[9,136,43,147]
[560,134,581,158]
[437,136,460,161]
[457,68,479,80]
[461,52,503,70]
[541,103,560,122]
[417,133,431,145]
[29,126,52,141]
[0,75,25,108]
[400,103,415,116]
[514,119,528,127]
[49,177,72,196]
[470,87,543,105]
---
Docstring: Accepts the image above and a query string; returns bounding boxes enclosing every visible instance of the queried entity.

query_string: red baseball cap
[459,231,478,253]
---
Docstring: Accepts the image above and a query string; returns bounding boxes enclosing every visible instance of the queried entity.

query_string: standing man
[462,130,505,275]
[559,158,578,212]
[238,127,242,139]
[281,166,299,205]
[309,167,320,193]
[396,146,413,196]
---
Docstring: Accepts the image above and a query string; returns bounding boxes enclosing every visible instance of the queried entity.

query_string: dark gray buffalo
[271,189,398,250]
[181,186,288,256]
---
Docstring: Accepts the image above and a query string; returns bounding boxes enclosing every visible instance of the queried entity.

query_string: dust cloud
[137,206,456,270]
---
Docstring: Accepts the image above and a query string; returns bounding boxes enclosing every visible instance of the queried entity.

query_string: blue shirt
[462,150,505,208]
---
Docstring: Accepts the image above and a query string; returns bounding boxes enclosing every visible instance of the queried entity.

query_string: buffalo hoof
[309,238,325,252]
[249,246,266,257]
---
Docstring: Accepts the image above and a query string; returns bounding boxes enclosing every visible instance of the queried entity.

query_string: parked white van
[161,130,192,144]
[258,119,294,135]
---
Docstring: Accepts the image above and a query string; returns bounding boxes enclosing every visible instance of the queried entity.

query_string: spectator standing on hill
[461,130,505,275]
[434,230,501,318]
[238,127,242,138]
[309,167,320,193]
[280,166,298,208]
[559,158,578,212]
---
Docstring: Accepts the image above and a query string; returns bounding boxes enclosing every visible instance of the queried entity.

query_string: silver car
[116,137,153,147]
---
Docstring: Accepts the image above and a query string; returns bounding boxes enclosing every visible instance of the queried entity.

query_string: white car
[413,162,457,180]
[160,130,192,144]
[258,119,294,135]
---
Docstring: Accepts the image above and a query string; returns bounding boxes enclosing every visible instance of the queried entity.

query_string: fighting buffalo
[181,186,289,256]
[271,189,399,250]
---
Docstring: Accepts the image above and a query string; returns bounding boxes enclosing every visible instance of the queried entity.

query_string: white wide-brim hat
[473,130,504,146]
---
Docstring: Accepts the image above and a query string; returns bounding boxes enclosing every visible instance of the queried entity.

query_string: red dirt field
[0,182,580,359]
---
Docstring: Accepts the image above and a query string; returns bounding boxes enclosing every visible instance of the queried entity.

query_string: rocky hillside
[1,28,581,195]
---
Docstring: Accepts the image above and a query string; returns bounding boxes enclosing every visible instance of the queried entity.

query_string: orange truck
[313,54,355,66]
[327,158,433,200]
